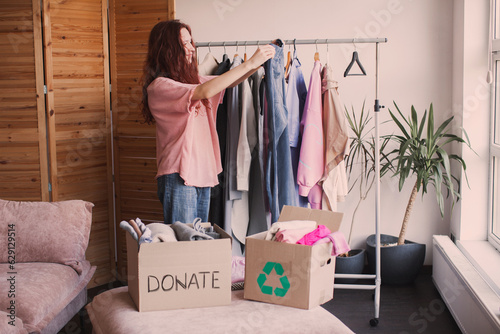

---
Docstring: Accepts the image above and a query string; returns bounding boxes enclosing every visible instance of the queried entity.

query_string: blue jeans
[157,173,210,224]
[264,41,297,223]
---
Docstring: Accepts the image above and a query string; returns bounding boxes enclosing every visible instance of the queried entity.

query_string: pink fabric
[0,199,93,274]
[296,225,331,245]
[274,226,317,244]
[0,312,27,334]
[231,256,245,283]
[0,262,95,333]
[308,183,323,210]
[264,220,317,240]
[313,231,351,256]
[147,76,225,187]
[297,60,324,197]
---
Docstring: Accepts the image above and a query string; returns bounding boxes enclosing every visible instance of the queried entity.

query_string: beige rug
[87,286,355,334]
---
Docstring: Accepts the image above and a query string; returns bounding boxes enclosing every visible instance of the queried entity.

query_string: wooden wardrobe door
[42,0,114,287]
[0,0,49,201]
[109,0,175,278]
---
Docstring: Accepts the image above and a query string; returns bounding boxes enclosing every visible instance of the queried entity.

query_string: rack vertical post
[196,37,387,326]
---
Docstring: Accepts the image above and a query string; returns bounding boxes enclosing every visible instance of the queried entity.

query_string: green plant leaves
[383,102,470,220]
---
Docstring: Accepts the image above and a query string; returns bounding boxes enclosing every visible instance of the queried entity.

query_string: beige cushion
[0,199,93,274]
[87,287,355,334]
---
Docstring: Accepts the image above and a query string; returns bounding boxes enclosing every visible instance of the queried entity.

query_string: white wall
[450,0,490,241]
[177,0,456,264]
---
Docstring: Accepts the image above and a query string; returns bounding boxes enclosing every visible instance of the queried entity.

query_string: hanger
[244,41,247,62]
[314,39,320,61]
[222,42,232,62]
[285,43,292,74]
[234,41,239,58]
[344,42,366,77]
[326,41,330,65]
[285,39,296,80]
[220,42,228,62]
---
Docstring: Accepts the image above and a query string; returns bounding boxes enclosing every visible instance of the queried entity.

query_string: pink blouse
[147,76,225,187]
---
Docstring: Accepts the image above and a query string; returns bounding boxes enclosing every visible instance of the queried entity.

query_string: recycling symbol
[257,262,290,297]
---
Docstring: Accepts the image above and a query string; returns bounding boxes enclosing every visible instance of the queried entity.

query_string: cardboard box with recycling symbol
[244,206,343,309]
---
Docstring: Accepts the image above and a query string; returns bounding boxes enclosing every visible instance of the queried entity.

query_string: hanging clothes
[321,64,349,172]
[224,55,245,255]
[320,64,349,211]
[285,50,309,208]
[263,41,297,223]
[231,60,258,246]
[236,70,258,193]
[297,60,324,209]
[225,55,244,202]
[247,67,271,236]
[198,52,219,76]
[208,54,232,227]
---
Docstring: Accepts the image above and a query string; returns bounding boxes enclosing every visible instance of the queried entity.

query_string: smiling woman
[140,19,275,225]
[180,28,195,63]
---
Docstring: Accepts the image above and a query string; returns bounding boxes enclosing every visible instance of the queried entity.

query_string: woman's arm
[227,66,261,88]
[192,45,275,100]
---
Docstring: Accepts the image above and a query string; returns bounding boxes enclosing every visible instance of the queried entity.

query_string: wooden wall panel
[109,0,175,278]
[2,0,175,287]
[43,0,114,287]
[0,0,48,201]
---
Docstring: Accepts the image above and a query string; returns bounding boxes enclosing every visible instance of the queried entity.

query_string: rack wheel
[370,318,379,327]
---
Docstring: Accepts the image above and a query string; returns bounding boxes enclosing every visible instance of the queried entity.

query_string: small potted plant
[336,102,389,284]
[366,102,471,285]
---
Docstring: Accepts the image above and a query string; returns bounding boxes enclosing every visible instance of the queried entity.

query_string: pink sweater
[147,76,225,187]
[297,61,324,197]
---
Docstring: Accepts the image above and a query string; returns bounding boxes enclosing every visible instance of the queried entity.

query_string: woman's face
[180,28,195,64]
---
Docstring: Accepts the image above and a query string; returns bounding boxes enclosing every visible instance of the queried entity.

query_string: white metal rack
[196,37,387,326]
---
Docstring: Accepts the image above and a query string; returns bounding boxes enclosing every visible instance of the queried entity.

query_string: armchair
[0,199,96,334]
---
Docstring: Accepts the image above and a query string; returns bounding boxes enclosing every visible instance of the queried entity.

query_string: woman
[141,20,275,224]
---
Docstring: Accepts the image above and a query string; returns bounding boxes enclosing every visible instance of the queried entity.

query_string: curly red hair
[141,20,204,124]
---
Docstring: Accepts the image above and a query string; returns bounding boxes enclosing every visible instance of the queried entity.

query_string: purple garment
[286,51,309,208]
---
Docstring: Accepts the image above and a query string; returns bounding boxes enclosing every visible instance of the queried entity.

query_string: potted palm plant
[366,102,471,285]
[336,102,389,284]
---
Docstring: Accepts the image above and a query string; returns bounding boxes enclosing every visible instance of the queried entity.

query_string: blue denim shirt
[287,51,307,148]
[264,42,298,222]
[286,52,309,208]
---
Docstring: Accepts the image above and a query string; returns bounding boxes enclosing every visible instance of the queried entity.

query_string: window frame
[489,0,500,251]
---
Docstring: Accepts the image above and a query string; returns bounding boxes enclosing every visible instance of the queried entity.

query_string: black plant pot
[334,249,366,284]
[366,234,426,285]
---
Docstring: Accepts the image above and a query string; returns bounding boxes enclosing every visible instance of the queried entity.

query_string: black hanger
[344,50,367,77]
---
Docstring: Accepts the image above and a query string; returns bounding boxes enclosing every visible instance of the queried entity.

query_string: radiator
[432,235,500,334]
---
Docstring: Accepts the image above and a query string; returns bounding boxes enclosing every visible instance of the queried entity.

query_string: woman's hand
[247,45,276,69]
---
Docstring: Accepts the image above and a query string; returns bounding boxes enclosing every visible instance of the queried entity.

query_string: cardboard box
[244,205,343,309]
[126,223,232,312]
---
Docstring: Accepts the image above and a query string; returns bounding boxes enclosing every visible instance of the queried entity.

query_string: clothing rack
[196,37,387,48]
[197,37,387,327]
